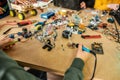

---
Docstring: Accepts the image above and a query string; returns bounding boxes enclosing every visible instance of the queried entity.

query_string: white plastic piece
[33,0,53,8]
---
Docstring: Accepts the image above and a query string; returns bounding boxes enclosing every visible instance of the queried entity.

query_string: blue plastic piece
[41,12,55,19]
[17,32,23,36]
[23,34,29,38]
[82,46,91,53]
[78,31,82,34]
[9,34,15,39]
[107,18,114,23]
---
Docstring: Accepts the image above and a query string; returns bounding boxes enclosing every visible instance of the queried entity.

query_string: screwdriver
[81,35,101,39]
[17,20,37,26]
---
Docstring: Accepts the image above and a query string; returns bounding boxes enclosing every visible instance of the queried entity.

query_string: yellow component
[79,23,86,29]
[59,10,67,16]
[68,22,75,27]
[30,9,37,16]
[18,13,25,20]
[9,40,18,45]
[10,10,16,17]
[34,25,42,31]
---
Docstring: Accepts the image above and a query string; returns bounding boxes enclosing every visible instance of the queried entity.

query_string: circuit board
[91,42,104,54]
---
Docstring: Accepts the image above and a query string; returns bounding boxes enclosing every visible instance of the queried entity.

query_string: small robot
[9,2,37,20]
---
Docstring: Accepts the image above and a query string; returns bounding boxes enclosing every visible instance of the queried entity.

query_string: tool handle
[81,35,101,39]
[76,44,91,53]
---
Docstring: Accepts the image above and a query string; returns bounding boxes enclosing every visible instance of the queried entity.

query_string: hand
[107,4,119,10]
[80,1,86,9]
[76,44,92,63]
[0,7,5,14]
[0,37,14,50]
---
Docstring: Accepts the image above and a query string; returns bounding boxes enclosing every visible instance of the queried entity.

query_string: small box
[41,12,55,19]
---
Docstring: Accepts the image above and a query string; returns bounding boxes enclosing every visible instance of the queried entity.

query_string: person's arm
[64,44,92,80]
[0,50,41,80]
[0,0,9,19]
[64,58,84,80]
[0,37,41,80]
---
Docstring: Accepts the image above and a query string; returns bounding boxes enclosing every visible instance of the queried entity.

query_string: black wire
[90,51,97,80]
[111,16,120,43]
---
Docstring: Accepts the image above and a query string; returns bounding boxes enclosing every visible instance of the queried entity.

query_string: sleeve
[0,0,9,19]
[0,0,7,6]
[84,0,95,8]
[0,50,40,80]
[63,58,84,80]
[94,0,110,10]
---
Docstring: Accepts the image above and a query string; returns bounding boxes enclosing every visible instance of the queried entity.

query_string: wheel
[30,9,37,16]
[18,13,25,20]
[10,10,16,17]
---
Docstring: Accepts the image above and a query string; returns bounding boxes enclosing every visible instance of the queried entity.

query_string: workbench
[0,5,120,80]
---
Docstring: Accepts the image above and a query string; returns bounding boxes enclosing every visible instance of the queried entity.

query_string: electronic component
[62,30,72,39]
[91,42,104,54]
[41,12,55,19]
[107,17,114,23]
[98,22,107,28]
[9,34,15,39]
[17,32,23,36]
[102,10,108,15]
[22,28,28,33]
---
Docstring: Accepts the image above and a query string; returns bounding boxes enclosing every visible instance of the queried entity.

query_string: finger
[9,44,14,48]
[3,46,10,50]
[0,10,3,14]
[1,36,10,41]
[78,43,83,52]
[5,38,13,43]
[2,38,13,47]
[1,8,5,12]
